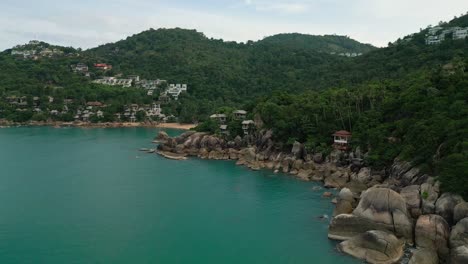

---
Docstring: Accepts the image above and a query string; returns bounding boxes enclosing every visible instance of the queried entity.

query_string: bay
[0,127,358,263]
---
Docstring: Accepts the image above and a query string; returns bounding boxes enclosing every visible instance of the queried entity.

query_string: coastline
[154,130,467,264]
[0,120,197,130]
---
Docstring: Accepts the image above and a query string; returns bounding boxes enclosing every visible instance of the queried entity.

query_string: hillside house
[166,84,188,100]
[128,75,140,82]
[233,110,247,120]
[333,130,352,151]
[220,125,229,135]
[94,63,112,70]
[210,114,227,124]
[72,63,88,72]
[454,28,468,39]
[242,120,255,135]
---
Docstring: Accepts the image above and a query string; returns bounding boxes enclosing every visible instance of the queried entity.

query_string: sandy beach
[0,120,197,130]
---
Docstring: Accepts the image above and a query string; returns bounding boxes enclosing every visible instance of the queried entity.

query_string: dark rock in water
[408,248,438,264]
[454,202,468,224]
[415,214,450,261]
[337,230,404,264]
[322,192,333,198]
[435,193,465,225]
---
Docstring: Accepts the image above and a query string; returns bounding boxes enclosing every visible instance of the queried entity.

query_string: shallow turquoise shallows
[0,127,359,264]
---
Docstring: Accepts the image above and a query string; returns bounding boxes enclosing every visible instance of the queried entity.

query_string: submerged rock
[337,230,404,264]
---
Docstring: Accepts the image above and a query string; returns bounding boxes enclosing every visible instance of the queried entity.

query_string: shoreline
[0,120,197,130]
[154,130,463,264]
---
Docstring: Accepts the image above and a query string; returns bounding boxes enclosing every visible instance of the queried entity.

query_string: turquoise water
[0,127,358,264]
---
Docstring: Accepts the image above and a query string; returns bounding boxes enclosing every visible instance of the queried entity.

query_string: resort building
[233,110,247,120]
[333,130,352,151]
[210,114,227,124]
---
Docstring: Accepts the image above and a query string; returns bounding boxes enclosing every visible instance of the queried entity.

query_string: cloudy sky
[1,0,467,50]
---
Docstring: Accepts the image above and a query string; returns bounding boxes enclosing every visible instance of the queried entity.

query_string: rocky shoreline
[155,130,468,264]
[0,120,196,130]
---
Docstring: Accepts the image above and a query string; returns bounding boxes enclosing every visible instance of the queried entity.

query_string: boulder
[408,249,438,264]
[389,159,413,179]
[421,181,439,214]
[415,214,450,261]
[174,144,186,154]
[454,202,468,224]
[435,193,465,225]
[333,200,353,216]
[337,230,404,264]
[297,170,312,181]
[450,218,468,250]
[352,188,413,242]
[155,130,169,142]
[353,167,372,184]
[313,153,324,164]
[322,192,333,198]
[400,185,422,218]
[338,188,355,203]
[292,159,303,170]
[329,188,413,242]
[291,141,303,159]
[228,148,239,160]
[324,170,349,189]
[239,147,256,164]
[451,245,468,264]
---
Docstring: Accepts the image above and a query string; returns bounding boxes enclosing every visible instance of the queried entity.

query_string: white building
[166,84,188,100]
[453,28,468,40]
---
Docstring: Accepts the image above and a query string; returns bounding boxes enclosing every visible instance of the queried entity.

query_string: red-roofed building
[94,63,112,70]
[333,130,352,151]
[86,101,103,107]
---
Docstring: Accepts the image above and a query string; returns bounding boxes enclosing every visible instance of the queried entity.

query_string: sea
[0,127,359,263]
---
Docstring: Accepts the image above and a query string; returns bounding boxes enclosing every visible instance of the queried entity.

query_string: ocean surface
[0,127,359,264]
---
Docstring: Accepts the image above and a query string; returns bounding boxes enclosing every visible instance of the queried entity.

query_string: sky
[1,0,467,50]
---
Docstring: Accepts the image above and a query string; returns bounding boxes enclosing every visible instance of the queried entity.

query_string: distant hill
[258,33,376,54]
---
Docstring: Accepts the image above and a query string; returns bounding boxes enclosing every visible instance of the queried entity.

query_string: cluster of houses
[93,77,133,87]
[162,84,188,100]
[330,52,363,57]
[1,94,171,123]
[426,26,468,45]
[10,41,65,59]
[210,110,255,136]
[4,95,70,115]
[72,102,166,123]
